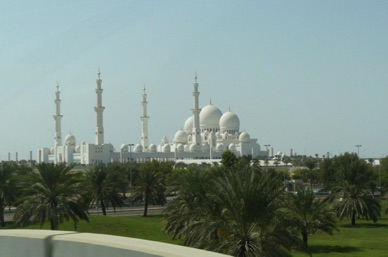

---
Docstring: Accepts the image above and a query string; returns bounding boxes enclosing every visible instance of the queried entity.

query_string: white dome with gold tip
[199,103,222,131]
[220,110,240,133]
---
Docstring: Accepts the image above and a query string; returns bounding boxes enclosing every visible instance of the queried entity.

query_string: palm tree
[285,189,337,248]
[130,160,167,217]
[0,162,18,227]
[333,181,380,226]
[332,153,381,225]
[14,163,89,230]
[165,166,303,257]
[164,165,212,239]
[304,157,317,190]
[84,164,124,216]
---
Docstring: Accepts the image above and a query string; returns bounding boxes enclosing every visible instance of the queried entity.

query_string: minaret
[192,73,201,145]
[53,83,63,147]
[141,85,149,152]
[94,68,105,145]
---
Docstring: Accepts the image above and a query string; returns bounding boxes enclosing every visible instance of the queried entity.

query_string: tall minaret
[192,73,201,145]
[94,68,105,145]
[141,85,149,152]
[53,83,63,147]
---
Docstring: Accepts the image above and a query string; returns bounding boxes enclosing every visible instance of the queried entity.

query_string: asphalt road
[4,205,165,222]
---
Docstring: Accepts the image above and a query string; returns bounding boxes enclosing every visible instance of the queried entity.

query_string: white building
[37,71,265,164]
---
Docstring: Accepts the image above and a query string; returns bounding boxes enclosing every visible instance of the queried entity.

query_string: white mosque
[37,70,266,164]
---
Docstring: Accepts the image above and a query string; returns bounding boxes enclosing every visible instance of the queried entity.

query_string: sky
[1,0,387,161]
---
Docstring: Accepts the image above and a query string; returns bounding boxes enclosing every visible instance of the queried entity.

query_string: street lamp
[355,145,362,157]
[128,144,134,188]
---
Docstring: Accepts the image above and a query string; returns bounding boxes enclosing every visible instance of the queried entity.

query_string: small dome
[149,144,157,152]
[184,116,194,133]
[134,144,143,153]
[174,129,188,143]
[189,144,200,152]
[239,131,250,143]
[184,144,190,152]
[176,144,184,152]
[64,133,76,146]
[120,144,129,151]
[162,144,171,152]
[229,143,237,152]
[49,147,54,154]
[220,111,240,133]
[216,143,224,152]
[200,104,222,130]
[202,143,210,152]
[75,145,81,153]
[215,131,221,138]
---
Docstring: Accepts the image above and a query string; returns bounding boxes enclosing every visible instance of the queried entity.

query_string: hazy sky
[1,1,387,161]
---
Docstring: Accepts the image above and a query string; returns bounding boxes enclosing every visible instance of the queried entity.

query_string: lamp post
[355,145,362,157]
[128,144,134,188]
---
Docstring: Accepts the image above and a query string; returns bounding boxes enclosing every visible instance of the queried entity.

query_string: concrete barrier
[0,230,231,257]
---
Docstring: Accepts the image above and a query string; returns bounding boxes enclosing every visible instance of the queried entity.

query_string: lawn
[6,214,181,245]
[4,202,388,257]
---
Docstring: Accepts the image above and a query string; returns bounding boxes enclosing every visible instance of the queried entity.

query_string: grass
[292,200,388,257]
[3,202,388,257]
[5,214,182,245]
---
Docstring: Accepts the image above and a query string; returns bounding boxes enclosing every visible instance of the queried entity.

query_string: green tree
[0,162,18,227]
[164,165,212,239]
[331,153,381,226]
[165,166,302,257]
[130,160,167,217]
[319,158,336,189]
[304,157,318,190]
[221,150,238,168]
[84,163,124,216]
[14,163,89,230]
[285,189,337,248]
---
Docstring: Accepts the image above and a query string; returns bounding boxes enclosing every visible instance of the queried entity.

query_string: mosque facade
[37,71,266,164]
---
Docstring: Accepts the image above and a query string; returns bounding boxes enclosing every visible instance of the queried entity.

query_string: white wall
[0,230,231,257]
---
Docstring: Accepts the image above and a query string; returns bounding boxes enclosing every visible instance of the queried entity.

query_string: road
[4,205,165,222]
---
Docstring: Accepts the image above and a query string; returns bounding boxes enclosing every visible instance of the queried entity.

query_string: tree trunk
[302,231,308,248]
[351,210,356,226]
[101,198,107,216]
[50,218,56,230]
[0,202,5,227]
[143,199,149,217]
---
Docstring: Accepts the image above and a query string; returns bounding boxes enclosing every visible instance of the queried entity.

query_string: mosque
[36,70,266,164]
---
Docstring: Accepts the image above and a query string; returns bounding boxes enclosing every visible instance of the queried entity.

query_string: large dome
[220,110,240,133]
[200,104,222,131]
[183,116,193,133]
